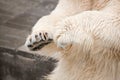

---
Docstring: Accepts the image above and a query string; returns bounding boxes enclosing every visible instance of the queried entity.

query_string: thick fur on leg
[47,10,120,80]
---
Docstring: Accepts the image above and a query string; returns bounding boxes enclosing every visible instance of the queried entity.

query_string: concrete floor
[0,0,58,50]
[0,0,58,80]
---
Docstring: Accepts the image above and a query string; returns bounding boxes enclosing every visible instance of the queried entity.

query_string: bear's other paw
[54,27,73,50]
[25,30,53,51]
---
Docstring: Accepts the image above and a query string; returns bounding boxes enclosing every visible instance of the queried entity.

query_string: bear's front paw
[25,30,53,51]
[54,28,73,50]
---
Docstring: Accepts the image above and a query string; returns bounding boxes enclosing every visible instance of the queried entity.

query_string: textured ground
[0,0,58,80]
[0,0,58,49]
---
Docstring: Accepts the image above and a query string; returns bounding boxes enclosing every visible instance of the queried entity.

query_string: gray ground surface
[0,0,58,49]
[0,0,58,80]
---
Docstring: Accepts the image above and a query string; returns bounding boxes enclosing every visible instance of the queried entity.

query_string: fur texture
[25,0,120,80]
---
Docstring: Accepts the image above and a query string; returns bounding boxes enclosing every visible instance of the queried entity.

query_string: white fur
[25,0,120,80]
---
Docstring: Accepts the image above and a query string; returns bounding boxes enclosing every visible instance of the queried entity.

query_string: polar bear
[25,0,120,80]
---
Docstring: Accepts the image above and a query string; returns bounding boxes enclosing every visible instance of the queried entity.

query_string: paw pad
[25,31,53,51]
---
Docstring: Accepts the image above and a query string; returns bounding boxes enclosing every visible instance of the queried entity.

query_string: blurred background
[0,0,58,80]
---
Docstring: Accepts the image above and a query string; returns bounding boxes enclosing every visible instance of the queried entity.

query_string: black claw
[27,44,33,47]
[45,32,48,36]
[35,35,38,38]
[29,38,32,42]
[39,33,43,40]
[39,33,41,36]
[43,34,46,40]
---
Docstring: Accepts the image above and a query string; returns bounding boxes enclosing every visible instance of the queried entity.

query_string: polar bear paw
[25,30,53,51]
[55,34,72,50]
[54,25,73,50]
